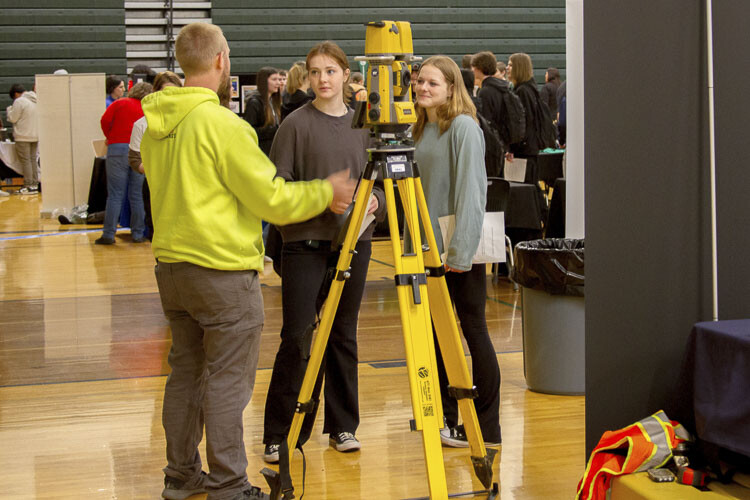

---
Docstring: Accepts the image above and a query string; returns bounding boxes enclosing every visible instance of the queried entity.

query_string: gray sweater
[413,114,486,271]
[270,102,385,242]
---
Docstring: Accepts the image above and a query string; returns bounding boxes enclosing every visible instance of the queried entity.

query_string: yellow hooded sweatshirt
[141,86,332,271]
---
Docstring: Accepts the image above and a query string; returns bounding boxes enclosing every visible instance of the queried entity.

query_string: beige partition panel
[37,73,105,217]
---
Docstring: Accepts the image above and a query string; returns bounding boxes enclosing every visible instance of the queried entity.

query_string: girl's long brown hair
[508,53,534,87]
[256,66,281,126]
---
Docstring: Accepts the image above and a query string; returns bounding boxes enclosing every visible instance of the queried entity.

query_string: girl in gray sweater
[413,55,502,447]
[262,41,385,464]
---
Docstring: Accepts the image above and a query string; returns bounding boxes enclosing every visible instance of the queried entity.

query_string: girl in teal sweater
[413,55,502,447]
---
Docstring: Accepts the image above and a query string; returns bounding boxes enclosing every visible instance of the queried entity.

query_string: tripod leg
[385,177,449,499]
[413,177,498,489]
[264,176,376,500]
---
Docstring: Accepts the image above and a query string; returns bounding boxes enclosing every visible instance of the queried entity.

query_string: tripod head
[352,20,421,145]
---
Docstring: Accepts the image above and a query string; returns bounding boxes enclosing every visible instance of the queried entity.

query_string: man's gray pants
[155,261,264,500]
[15,141,38,187]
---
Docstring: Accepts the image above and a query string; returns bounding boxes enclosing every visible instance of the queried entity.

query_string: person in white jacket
[7,83,39,194]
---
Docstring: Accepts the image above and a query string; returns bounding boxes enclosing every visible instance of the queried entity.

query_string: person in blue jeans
[96,82,152,245]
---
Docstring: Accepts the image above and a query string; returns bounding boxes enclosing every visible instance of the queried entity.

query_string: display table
[537,148,564,188]
[685,320,750,458]
[0,141,23,175]
[87,156,108,213]
[506,181,544,243]
[546,178,566,238]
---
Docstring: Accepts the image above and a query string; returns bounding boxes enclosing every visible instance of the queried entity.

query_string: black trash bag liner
[512,238,584,296]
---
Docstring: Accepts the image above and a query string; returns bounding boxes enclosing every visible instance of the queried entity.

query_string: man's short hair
[471,52,497,77]
[9,83,25,99]
[176,23,226,76]
[350,72,364,84]
[496,61,506,74]
[461,54,473,69]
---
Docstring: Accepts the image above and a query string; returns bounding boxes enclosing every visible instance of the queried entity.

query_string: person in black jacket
[281,61,314,121]
[472,51,511,111]
[506,52,541,184]
[472,51,511,157]
[540,67,561,119]
[243,66,282,155]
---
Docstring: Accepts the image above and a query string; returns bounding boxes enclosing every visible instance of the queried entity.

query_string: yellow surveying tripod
[261,21,498,500]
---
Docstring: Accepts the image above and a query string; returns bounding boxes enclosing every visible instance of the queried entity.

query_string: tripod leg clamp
[395,273,427,304]
[335,268,352,281]
[425,265,446,278]
[296,399,319,414]
[447,385,479,400]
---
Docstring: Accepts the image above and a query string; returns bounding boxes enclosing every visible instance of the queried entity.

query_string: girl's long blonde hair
[286,61,307,95]
[412,55,477,143]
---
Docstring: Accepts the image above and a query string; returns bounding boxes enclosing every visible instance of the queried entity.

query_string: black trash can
[512,238,584,395]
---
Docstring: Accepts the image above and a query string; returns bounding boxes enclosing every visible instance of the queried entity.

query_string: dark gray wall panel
[216,4,565,80]
[0,7,125,112]
[222,23,565,41]
[712,1,750,320]
[214,0,563,6]
[0,0,122,6]
[3,9,123,25]
[0,26,124,43]
[0,59,125,76]
[0,43,125,60]
[213,8,563,25]
[584,1,713,455]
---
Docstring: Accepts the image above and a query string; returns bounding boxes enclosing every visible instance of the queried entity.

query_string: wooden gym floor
[0,193,584,499]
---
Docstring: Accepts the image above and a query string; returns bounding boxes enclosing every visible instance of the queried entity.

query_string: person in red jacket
[96,82,152,245]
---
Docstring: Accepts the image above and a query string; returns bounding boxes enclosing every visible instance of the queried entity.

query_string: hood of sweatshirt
[482,76,510,92]
[21,91,37,104]
[141,86,218,140]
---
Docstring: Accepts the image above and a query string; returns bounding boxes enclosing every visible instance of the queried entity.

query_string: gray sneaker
[161,471,207,499]
[17,186,39,195]
[231,486,270,499]
[263,443,280,464]
[440,424,502,448]
[329,431,361,452]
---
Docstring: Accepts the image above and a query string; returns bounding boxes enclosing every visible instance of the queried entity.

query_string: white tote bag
[438,212,507,264]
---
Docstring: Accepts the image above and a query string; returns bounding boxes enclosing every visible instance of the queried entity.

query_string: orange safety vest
[576,410,692,500]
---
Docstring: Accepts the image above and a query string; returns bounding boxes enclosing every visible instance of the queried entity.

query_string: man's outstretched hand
[326,169,356,214]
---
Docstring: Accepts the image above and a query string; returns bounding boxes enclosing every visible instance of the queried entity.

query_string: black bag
[500,87,526,145]
[531,87,558,149]
[476,112,505,178]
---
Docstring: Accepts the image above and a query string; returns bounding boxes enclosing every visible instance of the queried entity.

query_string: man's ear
[215,51,225,71]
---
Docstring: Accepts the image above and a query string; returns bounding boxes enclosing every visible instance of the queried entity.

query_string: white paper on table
[503,157,527,182]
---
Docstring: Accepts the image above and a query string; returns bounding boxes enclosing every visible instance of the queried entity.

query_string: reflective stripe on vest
[576,410,692,500]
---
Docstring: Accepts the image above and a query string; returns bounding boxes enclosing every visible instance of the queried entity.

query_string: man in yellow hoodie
[140,23,355,500]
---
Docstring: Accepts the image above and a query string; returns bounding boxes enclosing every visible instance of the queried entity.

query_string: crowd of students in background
[2,40,568,499]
